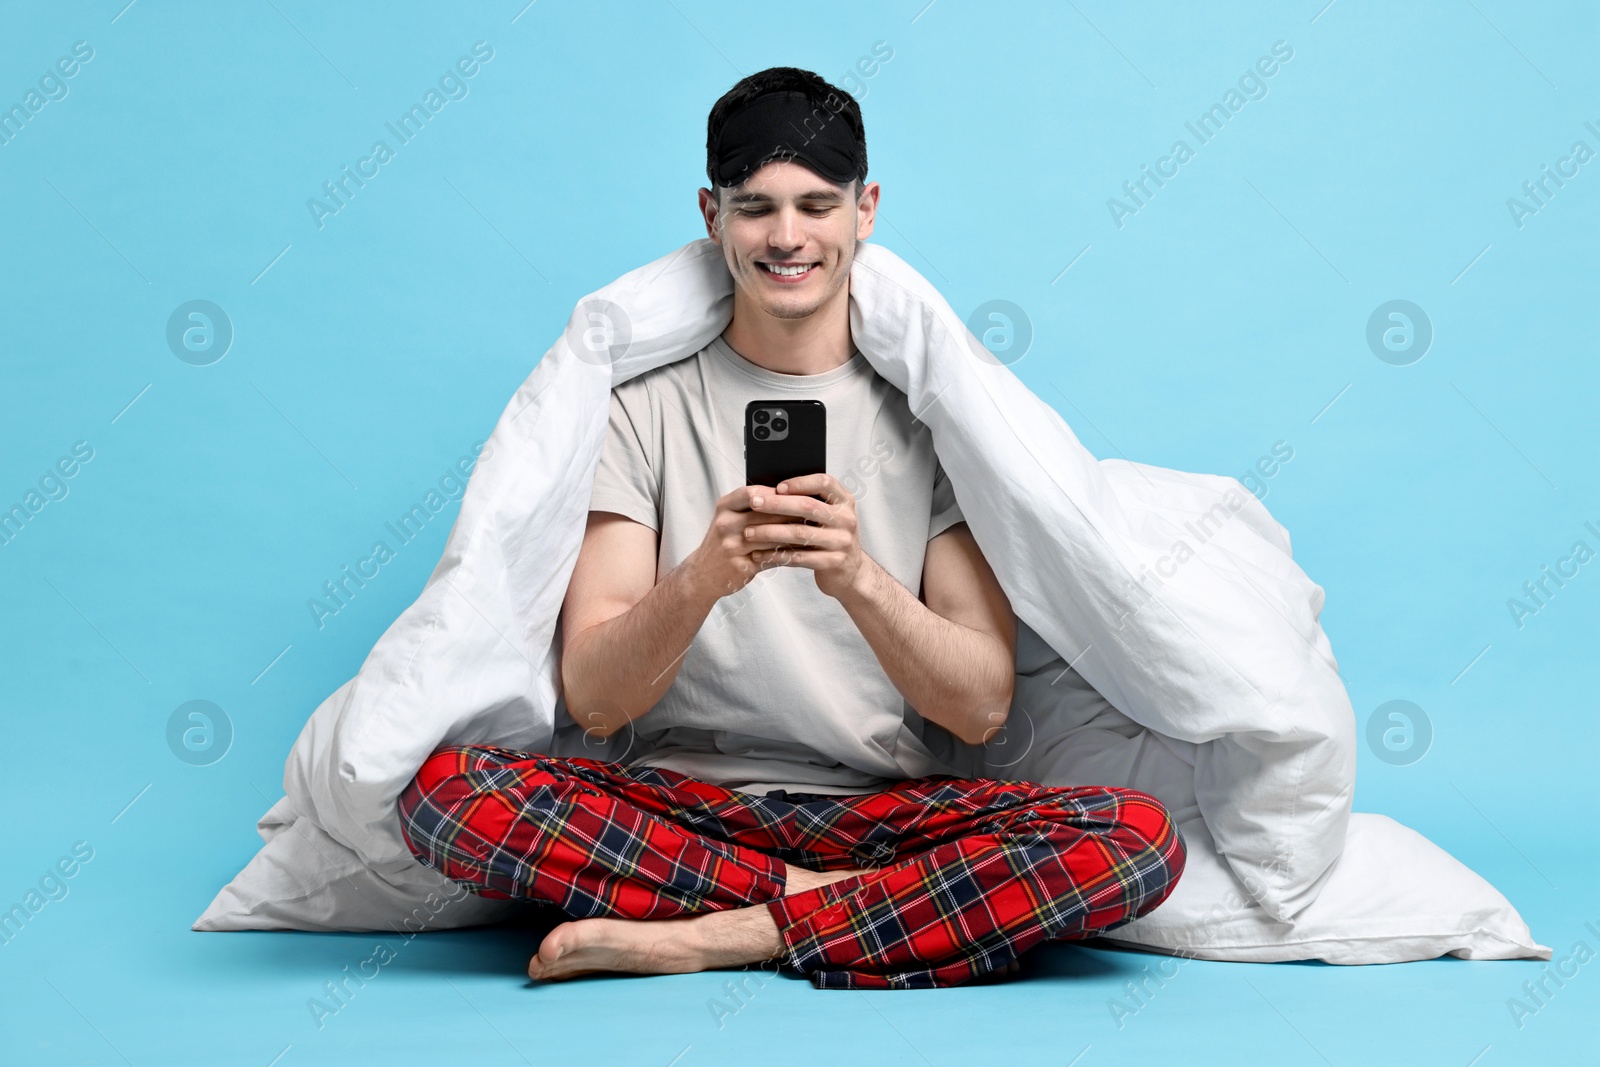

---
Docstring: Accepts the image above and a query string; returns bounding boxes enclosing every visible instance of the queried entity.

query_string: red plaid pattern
[398,744,1185,989]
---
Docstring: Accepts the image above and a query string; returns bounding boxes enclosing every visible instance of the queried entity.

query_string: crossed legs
[397,744,1186,989]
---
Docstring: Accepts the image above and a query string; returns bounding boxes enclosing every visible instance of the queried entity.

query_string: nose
[770,204,804,253]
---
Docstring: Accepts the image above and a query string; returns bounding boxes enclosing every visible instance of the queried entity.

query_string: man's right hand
[560,487,800,742]
[685,484,796,599]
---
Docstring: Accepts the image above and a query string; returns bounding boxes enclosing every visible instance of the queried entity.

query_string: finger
[746,493,828,524]
[775,472,848,505]
[738,537,792,554]
[730,484,779,512]
[736,511,791,539]
[745,523,839,549]
[753,545,812,568]
[759,548,837,571]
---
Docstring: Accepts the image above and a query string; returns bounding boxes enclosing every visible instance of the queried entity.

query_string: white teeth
[762,263,813,276]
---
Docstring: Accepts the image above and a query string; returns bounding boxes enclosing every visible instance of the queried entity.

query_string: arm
[559,485,790,739]
[833,523,1015,745]
[559,512,718,739]
[743,474,1016,745]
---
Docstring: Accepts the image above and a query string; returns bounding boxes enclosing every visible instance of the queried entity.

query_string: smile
[760,262,817,282]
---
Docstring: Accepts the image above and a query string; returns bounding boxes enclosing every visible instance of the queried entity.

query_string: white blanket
[206,238,1540,962]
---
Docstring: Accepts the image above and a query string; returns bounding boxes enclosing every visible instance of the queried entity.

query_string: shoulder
[612,349,707,403]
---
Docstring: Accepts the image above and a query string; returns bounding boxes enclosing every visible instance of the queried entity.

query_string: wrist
[830,550,880,607]
[676,547,731,607]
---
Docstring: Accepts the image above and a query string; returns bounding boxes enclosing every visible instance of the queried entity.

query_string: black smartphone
[745,399,826,503]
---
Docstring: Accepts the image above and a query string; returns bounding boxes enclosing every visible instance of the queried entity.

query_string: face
[700,160,879,321]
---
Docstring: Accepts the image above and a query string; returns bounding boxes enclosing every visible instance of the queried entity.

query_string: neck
[721,278,855,375]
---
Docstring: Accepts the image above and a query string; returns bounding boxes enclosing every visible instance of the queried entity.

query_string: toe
[529,925,573,979]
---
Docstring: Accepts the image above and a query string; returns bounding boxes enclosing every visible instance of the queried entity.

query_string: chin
[762,301,824,321]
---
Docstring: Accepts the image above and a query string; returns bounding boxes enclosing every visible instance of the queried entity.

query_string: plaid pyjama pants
[397,744,1186,990]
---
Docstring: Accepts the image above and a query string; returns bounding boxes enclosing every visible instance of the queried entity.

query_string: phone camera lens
[770,417,787,432]
[753,410,769,424]
[753,425,769,440]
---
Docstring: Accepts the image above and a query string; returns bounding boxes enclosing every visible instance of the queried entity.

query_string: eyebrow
[726,188,846,205]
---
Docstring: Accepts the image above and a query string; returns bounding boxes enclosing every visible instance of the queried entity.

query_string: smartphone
[745,399,826,503]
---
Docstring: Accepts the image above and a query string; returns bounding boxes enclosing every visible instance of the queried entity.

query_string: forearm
[561,554,721,738]
[833,555,1015,746]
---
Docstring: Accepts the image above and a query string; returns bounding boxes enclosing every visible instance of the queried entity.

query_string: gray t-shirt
[585,333,965,795]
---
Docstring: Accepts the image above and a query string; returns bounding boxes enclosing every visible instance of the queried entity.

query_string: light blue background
[2,1,1595,1064]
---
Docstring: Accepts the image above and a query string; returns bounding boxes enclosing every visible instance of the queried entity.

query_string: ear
[699,187,723,245]
[855,180,880,241]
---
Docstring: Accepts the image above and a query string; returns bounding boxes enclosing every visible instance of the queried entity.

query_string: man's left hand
[743,472,867,600]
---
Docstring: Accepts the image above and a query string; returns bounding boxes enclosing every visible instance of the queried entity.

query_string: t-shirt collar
[709,334,868,390]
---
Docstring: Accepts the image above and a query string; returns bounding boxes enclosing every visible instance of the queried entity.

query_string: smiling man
[397,67,1186,989]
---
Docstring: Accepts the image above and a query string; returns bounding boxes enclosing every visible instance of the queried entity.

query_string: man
[398,67,1185,990]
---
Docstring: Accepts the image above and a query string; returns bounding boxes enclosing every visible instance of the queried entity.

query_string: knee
[397,744,502,855]
[405,742,548,800]
[398,744,567,848]
[409,744,480,794]
[401,744,470,811]
[1037,785,1186,911]
[1112,790,1186,916]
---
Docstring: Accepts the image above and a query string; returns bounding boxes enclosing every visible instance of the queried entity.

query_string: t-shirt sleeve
[588,388,660,532]
[928,457,966,541]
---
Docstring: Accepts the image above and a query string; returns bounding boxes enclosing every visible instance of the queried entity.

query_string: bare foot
[528,905,782,981]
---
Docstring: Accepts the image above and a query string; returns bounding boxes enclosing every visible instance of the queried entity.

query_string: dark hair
[705,66,867,198]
